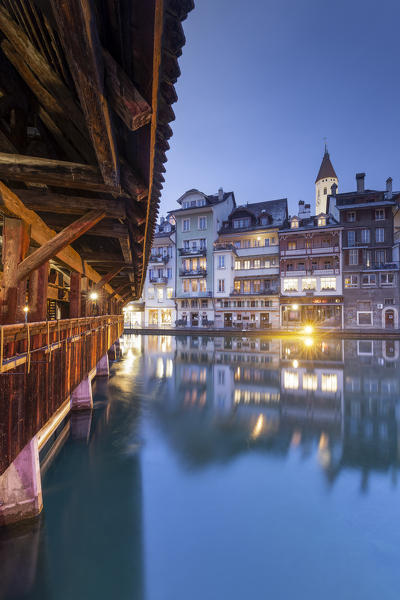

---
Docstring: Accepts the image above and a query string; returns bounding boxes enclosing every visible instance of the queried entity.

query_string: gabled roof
[316,151,338,183]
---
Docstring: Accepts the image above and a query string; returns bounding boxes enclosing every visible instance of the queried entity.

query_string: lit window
[148,287,155,299]
[320,277,336,290]
[243,260,250,270]
[288,241,296,250]
[291,219,299,229]
[302,278,317,291]
[199,279,206,292]
[376,228,384,242]
[321,374,337,393]
[191,279,198,293]
[283,278,298,292]
[284,371,299,390]
[303,374,317,391]
[234,280,241,292]
[345,275,358,288]
[167,287,173,299]
[234,260,241,270]
[183,279,190,293]
[157,288,164,301]
[254,259,261,269]
[318,217,326,226]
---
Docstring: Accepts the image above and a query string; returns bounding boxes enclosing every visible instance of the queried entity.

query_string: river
[1,333,400,600]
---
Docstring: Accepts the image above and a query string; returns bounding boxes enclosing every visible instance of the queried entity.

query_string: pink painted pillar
[96,353,109,377]
[70,375,93,411]
[0,438,43,526]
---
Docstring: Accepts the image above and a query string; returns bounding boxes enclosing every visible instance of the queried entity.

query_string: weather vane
[323,137,328,153]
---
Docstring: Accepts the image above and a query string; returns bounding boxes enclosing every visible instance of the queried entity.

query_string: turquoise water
[1,334,400,600]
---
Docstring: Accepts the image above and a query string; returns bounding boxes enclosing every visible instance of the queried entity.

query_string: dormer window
[233,218,250,229]
[198,199,206,207]
[183,201,189,208]
[290,218,299,229]
[318,216,326,227]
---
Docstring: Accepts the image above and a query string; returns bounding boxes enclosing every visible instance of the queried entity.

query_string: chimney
[386,177,393,199]
[331,183,337,196]
[218,187,224,201]
[298,200,310,217]
[304,203,311,216]
[356,172,365,193]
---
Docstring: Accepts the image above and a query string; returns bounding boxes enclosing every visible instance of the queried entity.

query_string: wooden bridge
[0,0,193,525]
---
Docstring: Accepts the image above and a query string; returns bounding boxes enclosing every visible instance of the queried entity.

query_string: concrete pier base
[70,368,95,411]
[0,438,43,526]
[96,353,109,377]
[70,410,92,442]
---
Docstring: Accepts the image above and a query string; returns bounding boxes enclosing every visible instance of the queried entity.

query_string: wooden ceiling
[0,0,193,301]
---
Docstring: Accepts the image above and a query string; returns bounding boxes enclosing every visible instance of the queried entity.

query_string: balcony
[234,267,279,278]
[179,247,207,257]
[361,262,399,271]
[149,276,168,284]
[230,288,278,296]
[149,254,170,264]
[179,291,212,298]
[281,245,338,257]
[179,268,207,277]
[214,242,236,252]
[236,245,278,257]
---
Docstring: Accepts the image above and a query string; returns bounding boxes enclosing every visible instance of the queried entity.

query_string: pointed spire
[315,148,337,183]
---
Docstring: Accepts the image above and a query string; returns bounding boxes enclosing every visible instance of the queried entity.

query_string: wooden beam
[29,261,49,322]
[109,283,131,299]
[0,217,30,323]
[0,183,119,297]
[69,272,81,317]
[0,5,94,163]
[102,49,152,131]
[16,210,105,282]
[0,152,117,192]
[51,0,119,188]
[92,266,123,291]
[16,190,126,218]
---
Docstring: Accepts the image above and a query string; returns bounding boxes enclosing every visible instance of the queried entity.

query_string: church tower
[315,146,338,214]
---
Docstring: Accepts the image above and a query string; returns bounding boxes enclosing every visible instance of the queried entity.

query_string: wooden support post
[16,210,105,283]
[70,272,82,318]
[1,217,30,323]
[29,261,49,322]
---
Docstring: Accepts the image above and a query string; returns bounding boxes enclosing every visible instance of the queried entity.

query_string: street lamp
[89,291,98,301]
[23,305,29,323]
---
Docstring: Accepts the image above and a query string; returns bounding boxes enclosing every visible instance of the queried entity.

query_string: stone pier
[96,353,110,377]
[70,368,96,411]
[0,438,43,526]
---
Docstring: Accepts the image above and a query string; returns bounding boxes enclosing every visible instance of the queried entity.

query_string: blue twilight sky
[159,0,400,217]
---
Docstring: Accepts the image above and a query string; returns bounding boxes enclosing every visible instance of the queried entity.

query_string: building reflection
[152,334,400,488]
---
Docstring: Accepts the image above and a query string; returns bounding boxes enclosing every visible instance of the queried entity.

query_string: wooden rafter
[16,209,105,282]
[92,266,123,291]
[51,0,119,187]
[15,189,126,218]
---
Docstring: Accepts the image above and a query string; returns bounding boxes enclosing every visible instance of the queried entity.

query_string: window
[243,239,250,248]
[349,249,358,265]
[217,370,225,385]
[233,218,250,229]
[264,238,270,247]
[323,188,327,195]
[345,275,358,288]
[182,218,190,232]
[183,279,190,293]
[234,280,241,292]
[199,279,206,292]
[264,259,271,268]
[254,259,261,269]
[376,228,384,242]
[318,216,326,226]
[303,374,317,391]
[201,300,208,308]
[167,268,172,279]
[243,281,250,293]
[321,277,336,290]
[167,287,173,299]
[357,312,373,326]
[321,374,338,393]
[376,250,386,266]
[365,250,372,267]
[217,279,225,293]
[218,255,225,269]
[375,208,385,221]
[347,211,356,222]
[283,278,298,292]
[361,229,370,243]
[148,287,155,299]
[234,241,241,249]
[198,216,207,230]
[384,297,394,305]
[183,201,189,208]
[361,274,376,287]
[157,288,164,302]
[234,260,240,270]
[243,260,250,270]
[253,238,260,247]
[253,280,261,292]
[302,278,316,291]
[380,273,394,287]
[348,231,355,246]
[192,279,198,293]
[358,341,373,355]
[288,241,297,250]
[284,371,299,390]
[291,219,299,229]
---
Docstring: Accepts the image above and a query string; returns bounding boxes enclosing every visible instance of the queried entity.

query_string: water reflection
[139,334,400,488]
[1,334,400,600]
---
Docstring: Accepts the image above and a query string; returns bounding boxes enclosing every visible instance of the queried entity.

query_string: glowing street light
[23,305,29,323]
[304,324,313,335]
[89,291,99,301]
[292,304,299,310]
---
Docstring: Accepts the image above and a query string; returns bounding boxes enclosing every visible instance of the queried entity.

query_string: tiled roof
[219,198,288,233]
[315,151,338,183]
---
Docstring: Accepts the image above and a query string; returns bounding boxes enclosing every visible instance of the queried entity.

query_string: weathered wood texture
[1,217,30,323]
[0,315,124,476]
[28,261,49,322]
